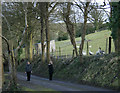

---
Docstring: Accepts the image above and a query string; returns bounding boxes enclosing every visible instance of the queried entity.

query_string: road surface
[17,72,118,92]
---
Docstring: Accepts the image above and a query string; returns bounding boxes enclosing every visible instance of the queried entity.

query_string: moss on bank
[18,53,119,90]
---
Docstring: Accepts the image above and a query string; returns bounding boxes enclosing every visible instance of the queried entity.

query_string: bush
[58,32,68,41]
[75,23,95,38]
[18,53,119,90]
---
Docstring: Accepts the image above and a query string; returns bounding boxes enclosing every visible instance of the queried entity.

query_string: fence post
[52,48,54,56]
[57,50,58,59]
[33,48,34,55]
[56,50,57,59]
[37,45,38,55]
[66,54,67,58]
[105,38,108,54]
[87,41,89,55]
[72,49,75,58]
[109,37,111,54]
[59,47,61,57]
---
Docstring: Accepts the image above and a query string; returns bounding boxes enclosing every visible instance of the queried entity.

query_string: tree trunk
[109,2,120,89]
[15,2,28,54]
[113,38,119,53]
[63,3,78,57]
[105,38,108,54]
[10,44,17,88]
[0,1,3,91]
[65,22,78,56]
[117,2,120,90]
[41,27,45,63]
[108,37,111,54]
[118,27,120,90]
[79,2,90,63]
[25,44,29,59]
[2,39,17,90]
[39,2,57,63]
[118,27,120,53]
[30,33,33,61]
[25,28,29,60]
[0,32,18,91]
[45,3,50,63]
[87,41,89,55]
[40,3,46,62]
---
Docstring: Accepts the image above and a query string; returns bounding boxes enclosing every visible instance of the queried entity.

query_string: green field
[20,30,115,59]
[55,30,115,56]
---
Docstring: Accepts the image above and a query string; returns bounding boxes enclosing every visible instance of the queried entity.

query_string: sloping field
[55,30,115,55]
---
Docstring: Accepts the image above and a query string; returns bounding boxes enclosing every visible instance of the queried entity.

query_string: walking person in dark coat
[25,61,32,81]
[48,60,54,81]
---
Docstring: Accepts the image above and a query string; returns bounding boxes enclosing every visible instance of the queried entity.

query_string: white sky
[94,0,110,12]
[74,0,110,12]
[72,0,111,23]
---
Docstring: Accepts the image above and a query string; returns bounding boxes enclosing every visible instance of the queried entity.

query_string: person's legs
[28,72,31,81]
[29,72,31,81]
[27,72,29,81]
[27,72,31,81]
[49,73,53,80]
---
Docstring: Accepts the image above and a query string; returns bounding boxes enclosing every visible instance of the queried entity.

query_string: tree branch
[48,2,59,16]
[0,35,10,54]
[74,2,84,13]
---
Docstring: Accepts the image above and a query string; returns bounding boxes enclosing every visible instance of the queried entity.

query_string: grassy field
[55,30,115,56]
[20,30,115,59]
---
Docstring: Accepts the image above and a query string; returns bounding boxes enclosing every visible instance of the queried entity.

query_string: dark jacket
[25,64,32,72]
[48,64,54,74]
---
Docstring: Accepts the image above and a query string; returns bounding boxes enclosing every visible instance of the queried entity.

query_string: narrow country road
[17,72,118,92]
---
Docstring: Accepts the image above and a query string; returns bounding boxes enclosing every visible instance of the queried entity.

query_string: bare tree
[38,2,46,62]
[45,3,50,63]
[62,2,78,56]
[1,3,18,89]
[14,2,29,60]
[38,2,58,63]
[0,1,3,91]
[45,2,58,63]
[88,8,107,32]
[75,1,90,63]
[0,35,17,90]
[109,2,120,53]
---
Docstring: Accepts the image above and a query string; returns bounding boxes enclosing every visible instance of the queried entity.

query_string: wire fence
[50,47,74,59]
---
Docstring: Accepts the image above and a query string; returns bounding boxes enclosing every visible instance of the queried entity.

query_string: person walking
[25,61,32,81]
[48,60,54,81]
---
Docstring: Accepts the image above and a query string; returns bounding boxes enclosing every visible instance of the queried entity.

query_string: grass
[19,30,115,59]
[21,86,55,91]
[54,30,115,55]
[18,52,119,90]
[17,30,118,91]
[3,73,56,91]
[2,73,20,91]
[21,87,35,91]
